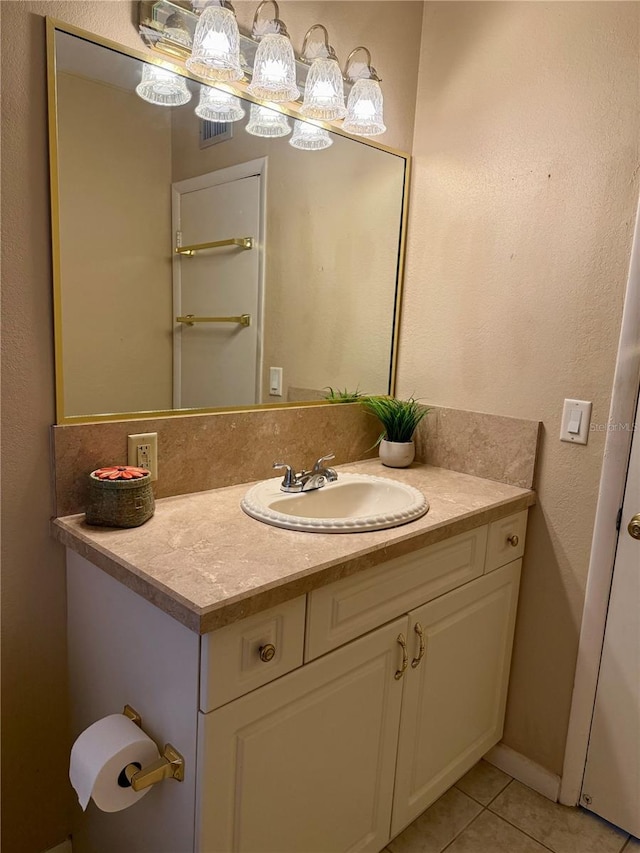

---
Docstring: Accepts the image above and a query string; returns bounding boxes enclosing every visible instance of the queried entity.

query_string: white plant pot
[379,439,415,468]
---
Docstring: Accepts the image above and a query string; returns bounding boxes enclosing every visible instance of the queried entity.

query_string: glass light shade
[342,78,386,137]
[185,6,243,82]
[289,120,332,150]
[135,65,191,106]
[245,104,291,137]
[246,33,300,102]
[300,58,346,121]
[195,86,245,122]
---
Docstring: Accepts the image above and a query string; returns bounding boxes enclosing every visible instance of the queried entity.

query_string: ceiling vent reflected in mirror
[199,118,233,148]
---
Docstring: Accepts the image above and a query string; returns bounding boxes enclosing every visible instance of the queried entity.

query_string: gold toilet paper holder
[120,705,185,792]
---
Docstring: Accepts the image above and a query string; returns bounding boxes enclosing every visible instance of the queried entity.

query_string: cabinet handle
[395,634,409,680]
[411,622,426,668]
[259,644,276,662]
[507,534,519,547]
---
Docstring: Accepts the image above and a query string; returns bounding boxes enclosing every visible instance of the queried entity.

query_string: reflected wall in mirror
[50,25,409,422]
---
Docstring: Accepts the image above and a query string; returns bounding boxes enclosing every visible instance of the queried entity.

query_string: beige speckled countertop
[52,460,536,634]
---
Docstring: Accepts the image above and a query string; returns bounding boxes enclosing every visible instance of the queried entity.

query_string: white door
[173,173,262,409]
[582,393,640,837]
[196,617,407,853]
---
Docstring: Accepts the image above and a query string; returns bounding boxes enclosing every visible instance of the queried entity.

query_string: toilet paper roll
[70,713,160,812]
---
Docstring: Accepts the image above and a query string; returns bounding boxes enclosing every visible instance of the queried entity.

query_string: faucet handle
[312,453,335,473]
[273,462,297,489]
[312,453,336,474]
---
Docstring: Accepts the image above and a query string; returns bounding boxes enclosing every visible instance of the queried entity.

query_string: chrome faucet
[273,453,338,493]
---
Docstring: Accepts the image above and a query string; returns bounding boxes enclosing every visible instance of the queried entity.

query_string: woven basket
[86,471,155,528]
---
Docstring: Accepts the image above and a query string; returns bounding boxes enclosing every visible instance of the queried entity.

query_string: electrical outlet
[127,432,158,481]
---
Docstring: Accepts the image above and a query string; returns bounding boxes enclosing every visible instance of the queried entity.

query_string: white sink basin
[241,473,429,533]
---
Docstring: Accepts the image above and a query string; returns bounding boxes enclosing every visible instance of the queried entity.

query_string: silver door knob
[628,513,640,541]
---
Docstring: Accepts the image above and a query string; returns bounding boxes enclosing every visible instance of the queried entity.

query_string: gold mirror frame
[46,17,411,425]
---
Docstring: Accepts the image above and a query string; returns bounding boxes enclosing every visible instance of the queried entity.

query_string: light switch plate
[560,399,592,445]
[269,367,283,397]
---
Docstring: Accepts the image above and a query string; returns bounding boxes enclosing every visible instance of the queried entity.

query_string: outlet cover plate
[127,432,158,480]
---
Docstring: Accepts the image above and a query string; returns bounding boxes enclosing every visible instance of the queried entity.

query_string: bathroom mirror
[48,22,409,423]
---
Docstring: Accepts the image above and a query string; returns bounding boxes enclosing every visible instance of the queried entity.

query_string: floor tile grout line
[486,775,514,807]
[487,790,631,853]
[486,808,569,853]
[438,806,559,853]
[454,774,514,809]
[439,808,487,853]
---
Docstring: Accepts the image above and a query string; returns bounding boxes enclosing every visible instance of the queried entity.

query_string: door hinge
[175,230,182,248]
[615,507,623,531]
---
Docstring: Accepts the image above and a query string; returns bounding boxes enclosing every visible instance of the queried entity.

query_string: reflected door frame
[171,157,267,408]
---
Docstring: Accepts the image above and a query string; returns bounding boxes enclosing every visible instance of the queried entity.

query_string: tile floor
[385,760,638,853]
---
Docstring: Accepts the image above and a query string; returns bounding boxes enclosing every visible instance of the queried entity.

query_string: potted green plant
[361,396,429,468]
[322,386,367,403]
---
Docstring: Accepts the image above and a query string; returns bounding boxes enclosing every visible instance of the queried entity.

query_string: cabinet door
[392,561,521,836]
[197,616,408,853]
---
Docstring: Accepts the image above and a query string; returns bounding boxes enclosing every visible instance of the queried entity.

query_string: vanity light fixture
[289,120,333,151]
[163,10,191,47]
[195,86,245,122]
[245,103,291,137]
[299,25,346,121]
[342,47,386,137]
[137,2,389,136]
[135,63,192,106]
[185,2,244,82]
[246,1,299,102]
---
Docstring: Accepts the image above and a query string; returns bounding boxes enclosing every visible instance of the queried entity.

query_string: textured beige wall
[0,3,421,850]
[57,71,173,416]
[171,106,405,402]
[399,1,640,775]
[1,5,157,850]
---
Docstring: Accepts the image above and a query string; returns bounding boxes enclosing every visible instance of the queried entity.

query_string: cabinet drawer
[305,525,488,661]
[486,510,528,572]
[200,596,306,712]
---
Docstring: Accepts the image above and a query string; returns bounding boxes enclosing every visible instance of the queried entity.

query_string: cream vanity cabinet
[196,512,526,853]
[66,510,526,853]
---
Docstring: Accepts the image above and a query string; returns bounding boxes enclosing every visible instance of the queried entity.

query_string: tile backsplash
[51,404,540,517]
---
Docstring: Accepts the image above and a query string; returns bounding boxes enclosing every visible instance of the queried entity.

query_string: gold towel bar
[176,314,252,327]
[175,237,253,255]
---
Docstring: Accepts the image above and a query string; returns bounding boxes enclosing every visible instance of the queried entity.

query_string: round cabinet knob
[628,513,640,541]
[259,644,276,663]
[507,534,519,547]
